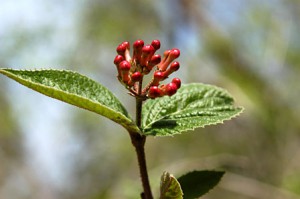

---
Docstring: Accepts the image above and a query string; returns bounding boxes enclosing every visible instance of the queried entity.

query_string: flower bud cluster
[114,39,181,99]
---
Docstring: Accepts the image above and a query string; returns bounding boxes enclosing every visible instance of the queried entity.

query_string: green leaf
[0,69,140,134]
[142,83,243,136]
[160,171,183,199]
[178,170,225,199]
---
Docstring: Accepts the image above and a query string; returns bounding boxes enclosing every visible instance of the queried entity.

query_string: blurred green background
[1,0,300,198]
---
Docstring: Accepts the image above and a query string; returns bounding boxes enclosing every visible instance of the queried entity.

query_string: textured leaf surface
[160,171,183,199]
[178,170,225,199]
[0,69,140,134]
[142,83,243,136]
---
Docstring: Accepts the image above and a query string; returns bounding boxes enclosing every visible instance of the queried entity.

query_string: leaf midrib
[0,69,141,134]
[143,95,233,130]
[7,70,127,117]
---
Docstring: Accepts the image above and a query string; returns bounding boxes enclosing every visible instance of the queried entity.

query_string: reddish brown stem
[129,79,153,199]
[130,133,153,199]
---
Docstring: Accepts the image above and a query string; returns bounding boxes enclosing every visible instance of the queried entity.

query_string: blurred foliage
[1,0,300,198]
[0,84,23,196]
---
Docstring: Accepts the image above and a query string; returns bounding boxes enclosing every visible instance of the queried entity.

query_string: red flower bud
[149,54,161,65]
[170,61,180,71]
[151,40,160,50]
[165,82,178,96]
[158,50,171,71]
[142,45,154,55]
[140,45,155,67]
[154,71,165,79]
[114,40,181,96]
[152,71,165,86]
[119,60,131,83]
[146,54,161,71]
[148,86,163,99]
[117,42,131,61]
[133,40,144,64]
[171,78,181,89]
[114,55,124,65]
[163,61,180,78]
[169,48,180,59]
[158,49,180,71]
[121,41,130,50]
[119,60,131,71]
[131,71,143,82]
[114,55,124,78]
[116,43,127,55]
[133,39,144,49]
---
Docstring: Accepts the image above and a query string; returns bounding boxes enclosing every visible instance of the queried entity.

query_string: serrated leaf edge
[151,106,244,136]
[0,68,141,134]
[143,83,238,128]
[142,83,244,136]
[178,170,225,197]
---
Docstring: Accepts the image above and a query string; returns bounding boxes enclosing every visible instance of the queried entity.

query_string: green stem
[129,80,153,199]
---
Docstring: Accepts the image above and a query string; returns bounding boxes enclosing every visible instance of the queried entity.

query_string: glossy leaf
[142,83,243,136]
[160,171,183,199]
[0,69,140,134]
[178,170,225,199]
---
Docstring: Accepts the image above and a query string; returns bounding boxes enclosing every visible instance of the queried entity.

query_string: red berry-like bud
[165,82,178,96]
[142,45,155,55]
[140,45,155,67]
[148,86,162,99]
[162,61,180,78]
[151,40,160,50]
[172,78,181,89]
[169,48,180,59]
[158,50,171,71]
[114,55,124,65]
[119,61,131,83]
[170,61,180,71]
[157,49,180,71]
[149,54,161,66]
[121,41,130,50]
[114,39,181,97]
[154,71,165,79]
[119,60,131,71]
[146,54,161,71]
[133,40,144,64]
[131,71,143,82]
[117,42,131,61]
[152,71,165,86]
[133,39,144,49]
[116,44,127,55]
[114,55,125,78]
